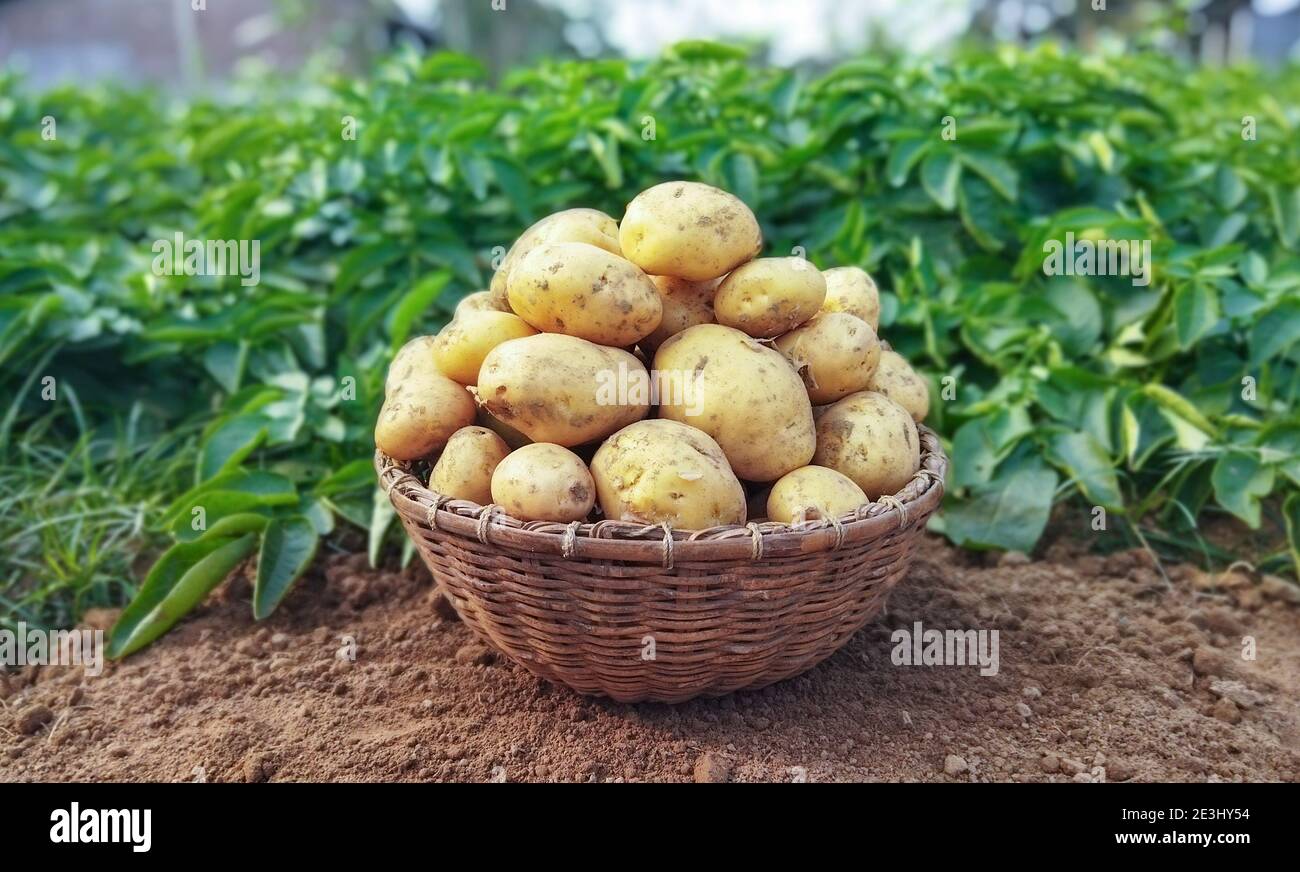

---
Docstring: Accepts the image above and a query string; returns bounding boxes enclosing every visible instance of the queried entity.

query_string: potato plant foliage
[1,42,1298,643]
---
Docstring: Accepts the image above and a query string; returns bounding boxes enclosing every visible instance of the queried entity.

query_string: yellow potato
[478,333,648,447]
[591,419,746,530]
[375,361,476,461]
[385,335,436,396]
[469,389,532,450]
[766,466,868,525]
[507,242,662,346]
[489,208,621,309]
[868,349,930,422]
[813,391,920,499]
[431,310,538,386]
[429,426,510,504]
[454,290,510,318]
[713,257,826,338]
[491,443,595,522]
[619,181,762,281]
[640,275,719,351]
[774,312,881,405]
[821,266,881,331]
[654,324,815,482]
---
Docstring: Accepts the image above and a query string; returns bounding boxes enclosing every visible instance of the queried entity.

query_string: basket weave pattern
[377,427,947,703]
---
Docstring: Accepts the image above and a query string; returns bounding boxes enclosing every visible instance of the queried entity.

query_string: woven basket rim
[376,424,947,565]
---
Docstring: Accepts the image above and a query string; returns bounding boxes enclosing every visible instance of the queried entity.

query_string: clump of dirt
[3,536,1298,782]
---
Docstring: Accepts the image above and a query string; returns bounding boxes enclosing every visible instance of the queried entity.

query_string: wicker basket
[376,427,947,703]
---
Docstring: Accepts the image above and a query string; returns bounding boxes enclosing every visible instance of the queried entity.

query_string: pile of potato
[376,181,930,531]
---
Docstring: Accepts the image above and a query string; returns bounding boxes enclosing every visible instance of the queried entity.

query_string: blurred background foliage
[2,2,1300,634]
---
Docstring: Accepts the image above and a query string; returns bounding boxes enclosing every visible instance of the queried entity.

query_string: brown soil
[3,535,1298,783]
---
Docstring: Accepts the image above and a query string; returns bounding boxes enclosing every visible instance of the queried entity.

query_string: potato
[591,419,746,530]
[654,324,815,482]
[429,426,510,504]
[820,266,881,331]
[478,333,648,447]
[470,389,532,450]
[507,242,662,346]
[766,466,868,525]
[640,275,719,351]
[454,290,509,318]
[713,257,826,338]
[868,349,930,422]
[491,443,595,522]
[812,391,920,499]
[489,208,622,309]
[430,310,537,385]
[774,312,881,405]
[385,335,436,396]
[619,181,761,281]
[375,360,477,461]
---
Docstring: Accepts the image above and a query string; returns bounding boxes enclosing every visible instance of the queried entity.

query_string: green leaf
[886,137,930,187]
[108,534,258,658]
[957,151,1018,200]
[1284,494,1300,578]
[935,468,1058,553]
[253,516,319,619]
[1267,184,1300,248]
[1049,431,1123,510]
[1248,299,1300,365]
[1140,384,1217,438]
[920,150,961,211]
[1173,282,1219,349]
[389,271,450,351]
[198,414,268,482]
[369,486,396,569]
[1212,453,1275,529]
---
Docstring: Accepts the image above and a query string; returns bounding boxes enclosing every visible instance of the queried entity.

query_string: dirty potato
[591,419,746,530]
[774,312,881,405]
[385,334,436,396]
[488,208,622,309]
[868,348,930,422]
[640,275,719,351]
[820,266,881,331]
[478,333,648,447]
[375,359,477,461]
[429,426,510,504]
[766,465,868,525]
[618,181,762,281]
[431,310,538,385]
[490,443,596,522]
[654,324,815,482]
[713,257,826,338]
[454,290,510,318]
[813,391,920,499]
[507,242,662,346]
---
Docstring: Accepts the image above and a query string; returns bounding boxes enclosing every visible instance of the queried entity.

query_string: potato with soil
[774,312,881,405]
[714,257,826,338]
[491,443,595,522]
[591,419,746,530]
[766,465,868,525]
[619,181,762,281]
[489,208,622,309]
[640,275,719,351]
[376,356,477,461]
[868,348,930,423]
[454,290,510,318]
[507,242,663,347]
[385,335,436,396]
[813,391,920,499]
[820,266,881,331]
[429,426,510,504]
[431,310,538,385]
[654,324,815,482]
[478,333,648,447]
